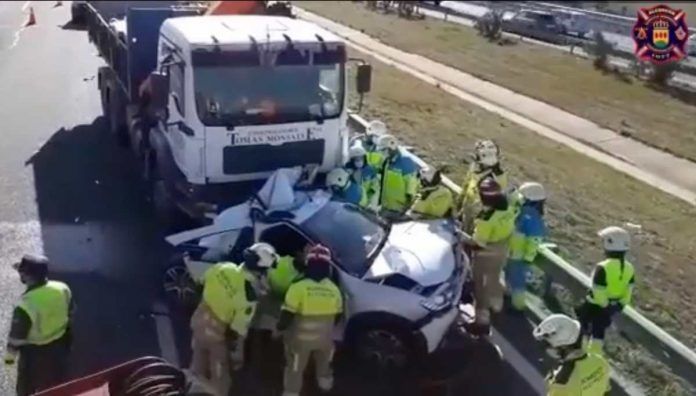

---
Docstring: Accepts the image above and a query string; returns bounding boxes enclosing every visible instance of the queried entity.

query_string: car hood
[365,220,457,287]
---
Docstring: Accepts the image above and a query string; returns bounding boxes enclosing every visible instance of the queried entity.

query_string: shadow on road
[26,117,170,379]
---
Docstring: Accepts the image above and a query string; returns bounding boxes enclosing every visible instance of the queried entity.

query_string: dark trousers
[16,335,69,396]
[576,301,618,340]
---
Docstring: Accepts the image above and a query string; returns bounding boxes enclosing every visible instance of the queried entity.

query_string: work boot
[464,321,491,337]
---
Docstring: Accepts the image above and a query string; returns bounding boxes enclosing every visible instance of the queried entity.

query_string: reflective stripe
[7,337,29,347]
[292,353,300,372]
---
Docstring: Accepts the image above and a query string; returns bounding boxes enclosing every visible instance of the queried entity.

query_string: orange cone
[24,7,36,27]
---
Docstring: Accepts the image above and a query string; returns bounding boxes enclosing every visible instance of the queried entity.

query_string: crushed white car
[164,168,471,368]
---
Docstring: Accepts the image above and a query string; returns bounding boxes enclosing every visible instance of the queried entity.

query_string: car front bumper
[418,305,460,353]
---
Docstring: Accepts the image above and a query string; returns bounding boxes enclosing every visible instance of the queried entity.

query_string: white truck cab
[145,15,363,222]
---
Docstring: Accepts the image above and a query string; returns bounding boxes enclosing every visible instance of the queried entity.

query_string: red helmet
[478,177,502,197]
[306,244,332,268]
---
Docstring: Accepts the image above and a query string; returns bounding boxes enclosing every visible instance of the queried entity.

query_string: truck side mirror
[148,71,170,111]
[356,64,372,94]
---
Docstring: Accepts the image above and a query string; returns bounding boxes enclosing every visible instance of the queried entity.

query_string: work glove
[4,350,16,365]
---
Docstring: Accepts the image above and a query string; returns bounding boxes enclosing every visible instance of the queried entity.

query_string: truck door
[164,56,192,174]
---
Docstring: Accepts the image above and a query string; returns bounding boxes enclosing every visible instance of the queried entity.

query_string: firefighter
[533,314,611,396]
[4,254,73,396]
[462,178,516,335]
[277,244,343,396]
[576,226,635,354]
[269,244,311,299]
[326,167,364,206]
[376,134,420,214]
[409,166,454,218]
[506,182,547,311]
[457,139,510,232]
[363,119,388,169]
[189,242,278,396]
[345,141,380,210]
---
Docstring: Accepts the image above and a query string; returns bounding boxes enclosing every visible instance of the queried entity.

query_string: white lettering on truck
[229,127,322,146]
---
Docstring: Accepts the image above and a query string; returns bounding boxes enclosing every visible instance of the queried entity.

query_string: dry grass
[298,1,696,162]
[344,47,696,394]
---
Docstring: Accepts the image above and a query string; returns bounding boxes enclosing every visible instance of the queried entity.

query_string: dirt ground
[297,1,696,163]
[340,44,696,393]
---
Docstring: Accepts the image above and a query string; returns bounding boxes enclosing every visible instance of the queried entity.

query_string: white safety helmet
[243,242,278,271]
[326,168,350,189]
[366,120,387,136]
[376,134,399,152]
[419,166,437,184]
[518,182,546,202]
[533,314,581,348]
[598,226,630,252]
[349,142,367,159]
[474,139,500,167]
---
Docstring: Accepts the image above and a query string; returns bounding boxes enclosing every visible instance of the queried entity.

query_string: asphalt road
[0,2,553,395]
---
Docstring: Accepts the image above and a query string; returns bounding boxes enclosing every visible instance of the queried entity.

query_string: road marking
[8,28,24,50]
[152,300,181,367]
[21,1,31,12]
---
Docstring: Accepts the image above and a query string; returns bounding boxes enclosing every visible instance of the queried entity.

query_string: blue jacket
[332,180,364,206]
[379,153,420,212]
[508,204,546,262]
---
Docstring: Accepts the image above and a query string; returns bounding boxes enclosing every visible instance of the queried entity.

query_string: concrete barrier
[347,112,696,389]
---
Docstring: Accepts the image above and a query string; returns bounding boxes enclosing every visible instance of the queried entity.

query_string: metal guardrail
[347,112,696,389]
[433,1,696,79]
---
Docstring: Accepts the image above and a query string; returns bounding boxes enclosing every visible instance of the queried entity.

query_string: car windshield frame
[191,46,346,127]
[301,201,389,278]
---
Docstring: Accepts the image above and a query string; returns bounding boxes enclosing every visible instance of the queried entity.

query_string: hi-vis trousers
[190,302,243,396]
[282,317,335,396]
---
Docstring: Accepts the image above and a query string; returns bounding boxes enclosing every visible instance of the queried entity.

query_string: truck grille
[222,140,325,175]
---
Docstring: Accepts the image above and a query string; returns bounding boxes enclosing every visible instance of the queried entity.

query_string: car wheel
[162,259,200,310]
[354,326,413,371]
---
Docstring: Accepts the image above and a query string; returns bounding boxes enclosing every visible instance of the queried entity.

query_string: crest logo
[632,4,689,64]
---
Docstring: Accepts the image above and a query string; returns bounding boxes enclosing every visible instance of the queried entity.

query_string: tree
[649,62,679,86]
[586,31,613,70]
[475,11,503,41]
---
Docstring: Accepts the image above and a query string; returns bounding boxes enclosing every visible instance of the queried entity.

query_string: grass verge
[298,1,696,163]
[345,46,696,395]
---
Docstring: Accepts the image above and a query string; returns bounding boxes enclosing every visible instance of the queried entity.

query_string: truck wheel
[162,255,200,311]
[353,325,414,372]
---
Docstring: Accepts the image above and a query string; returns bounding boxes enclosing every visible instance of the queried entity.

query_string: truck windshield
[193,62,344,127]
[302,202,387,278]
